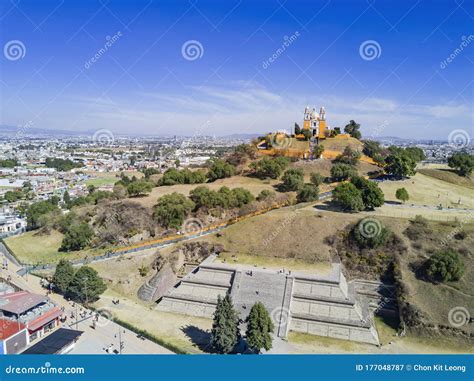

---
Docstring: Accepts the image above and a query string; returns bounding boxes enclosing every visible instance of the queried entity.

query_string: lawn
[4,230,105,265]
[85,176,117,187]
[378,172,474,209]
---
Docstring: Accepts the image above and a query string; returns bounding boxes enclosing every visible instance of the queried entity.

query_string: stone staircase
[155,258,380,345]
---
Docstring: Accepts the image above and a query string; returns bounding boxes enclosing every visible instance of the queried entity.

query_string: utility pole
[116,328,125,354]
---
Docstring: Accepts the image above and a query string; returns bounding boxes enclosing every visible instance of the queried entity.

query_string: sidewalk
[0,253,173,355]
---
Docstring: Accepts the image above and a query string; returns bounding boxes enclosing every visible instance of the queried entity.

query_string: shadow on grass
[181,325,212,353]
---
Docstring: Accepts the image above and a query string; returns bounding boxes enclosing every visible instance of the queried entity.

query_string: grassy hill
[321,136,364,152]
[417,164,473,189]
[4,230,104,264]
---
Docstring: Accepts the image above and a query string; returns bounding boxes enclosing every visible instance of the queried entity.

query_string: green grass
[4,230,105,265]
[85,175,118,187]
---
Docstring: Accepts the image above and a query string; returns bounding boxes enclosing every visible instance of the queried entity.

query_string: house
[0,291,63,345]
[0,318,29,354]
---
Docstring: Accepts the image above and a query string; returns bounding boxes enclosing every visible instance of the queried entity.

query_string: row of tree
[210,294,274,354]
[52,260,107,303]
[153,185,255,230]
[333,176,384,212]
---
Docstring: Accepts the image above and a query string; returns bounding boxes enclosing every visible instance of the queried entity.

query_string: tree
[426,249,464,283]
[312,144,324,158]
[153,192,195,229]
[332,183,364,211]
[0,159,18,168]
[280,169,304,191]
[45,158,83,172]
[333,127,341,136]
[385,153,416,178]
[207,159,236,182]
[127,180,153,196]
[60,223,94,252]
[362,140,382,158]
[302,129,312,141]
[330,163,357,182]
[26,199,60,230]
[405,147,426,163]
[245,302,274,353]
[3,190,23,203]
[294,123,301,135]
[351,177,384,210]
[159,168,207,185]
[52,259,75,294]
[395,188,409,203]
[66,266,107,304]
[250,157,289,179]
[334,146,361,166]
[63,190,71,206]
[297,184,319,203]
[344,120,361,139]
[210,294,240,354]
[310,172,323,186]
[230,187,254,207]
[448,152,473,177]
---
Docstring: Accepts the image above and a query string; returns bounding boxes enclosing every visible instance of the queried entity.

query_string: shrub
[425,249,464,283]
[153,193,195,229]
[280,169,304,191]
[352,218,391,248]
[310,172,323,186]
[330,163,357,181]
[395,187,409,203]
[334,146,361,166]
[256,189,275,202]
[404,215,432,241]
[297,184,319,203]
[250,157,290,179]
[207,159,236,181]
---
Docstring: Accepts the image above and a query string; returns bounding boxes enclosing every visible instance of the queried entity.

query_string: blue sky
[1,0,473,139]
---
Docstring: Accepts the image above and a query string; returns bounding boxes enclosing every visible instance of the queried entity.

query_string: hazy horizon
[1,0,473,141]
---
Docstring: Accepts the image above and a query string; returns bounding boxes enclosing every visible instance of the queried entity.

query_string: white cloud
[14,80,470,139]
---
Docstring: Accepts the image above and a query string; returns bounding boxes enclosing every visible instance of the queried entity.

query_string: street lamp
[115,328,125,354]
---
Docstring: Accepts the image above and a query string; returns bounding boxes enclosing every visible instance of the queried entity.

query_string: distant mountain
[221,133,260,140]
[0,125,86,137]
